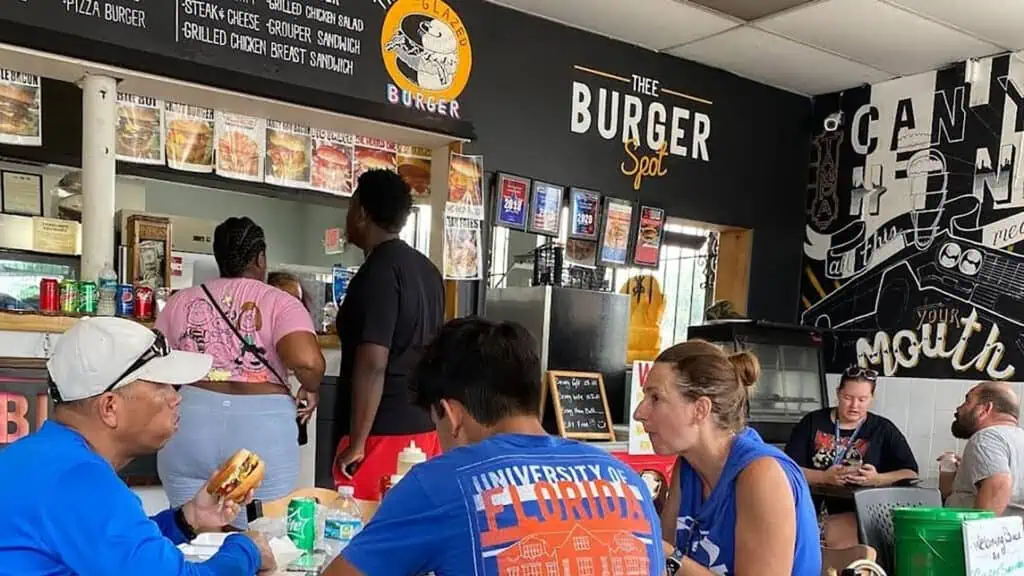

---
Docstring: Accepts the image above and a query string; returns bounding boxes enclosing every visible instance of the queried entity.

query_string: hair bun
[728,351,761,389]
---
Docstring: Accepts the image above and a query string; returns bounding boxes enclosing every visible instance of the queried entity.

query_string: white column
[79,74,118,281]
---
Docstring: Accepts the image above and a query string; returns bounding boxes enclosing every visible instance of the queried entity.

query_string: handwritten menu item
[443,217,482,280]
[529,181,564,237]
[632,205,666,268]
[569,188,601,240]
[963,517,1024,576]
[628,361,655,455]
[397,145,432,199]
[446,153,484,220]
[215,112,265,182]
[353,136,397,183]
[564,239,597,267]
[494,173,530,230]
[265,120,312,188]
[599,198,634,266]
[0,69,41,146]
[546,371,616,441]
[309,130,354,196]
[165,103,214,173]
[116,94,164,165]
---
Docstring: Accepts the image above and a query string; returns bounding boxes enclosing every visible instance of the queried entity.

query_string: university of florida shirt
[341,434,664,575]
[0,421,260,575]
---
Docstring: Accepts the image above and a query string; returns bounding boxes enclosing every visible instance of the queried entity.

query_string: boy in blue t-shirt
[323,318,664,576]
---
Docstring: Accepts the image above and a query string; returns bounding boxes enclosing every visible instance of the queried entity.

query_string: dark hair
[655,339,760,432]
[354,169,412,233]
[977,382,1020,418]
[411,317,541,425]
[213,217,266,278]
[839,365,878,393]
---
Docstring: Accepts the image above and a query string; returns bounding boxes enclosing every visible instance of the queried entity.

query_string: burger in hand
[205,449,265,503]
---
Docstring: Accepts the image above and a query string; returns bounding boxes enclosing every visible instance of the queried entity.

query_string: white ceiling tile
[888,0,1024,50]
[486,0,738,50]
[668,27,892,94]
[758,0,1002,75]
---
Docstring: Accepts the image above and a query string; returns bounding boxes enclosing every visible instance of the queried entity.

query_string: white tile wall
[825,374,1024,482]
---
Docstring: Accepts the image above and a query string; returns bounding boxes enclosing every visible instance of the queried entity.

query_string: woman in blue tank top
[633,340,820,575]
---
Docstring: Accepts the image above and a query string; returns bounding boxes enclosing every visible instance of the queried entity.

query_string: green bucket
[892,507,995,575]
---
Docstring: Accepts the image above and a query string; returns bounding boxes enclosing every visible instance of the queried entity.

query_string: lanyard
[833,412,864,465]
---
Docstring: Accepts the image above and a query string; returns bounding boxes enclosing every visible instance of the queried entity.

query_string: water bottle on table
[322,486,364,559]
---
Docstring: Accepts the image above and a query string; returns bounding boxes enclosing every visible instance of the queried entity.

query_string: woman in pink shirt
[156,217,326,527]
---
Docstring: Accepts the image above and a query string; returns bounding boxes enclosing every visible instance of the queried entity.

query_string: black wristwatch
[174,506,198,541]
[666,547,684,575]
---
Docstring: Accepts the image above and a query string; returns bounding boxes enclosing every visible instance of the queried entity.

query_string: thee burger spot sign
[569,66,712,190]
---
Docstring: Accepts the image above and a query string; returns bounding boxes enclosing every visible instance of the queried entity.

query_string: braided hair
[213,217,267,278]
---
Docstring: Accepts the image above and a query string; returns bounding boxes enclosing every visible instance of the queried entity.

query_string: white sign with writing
[963,516,1024,576]
[628,361,654,455]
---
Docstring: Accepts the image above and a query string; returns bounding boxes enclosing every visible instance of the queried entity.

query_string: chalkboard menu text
[546,371,616,441]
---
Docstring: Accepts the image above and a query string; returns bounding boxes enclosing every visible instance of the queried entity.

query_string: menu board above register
[0,0,475,138]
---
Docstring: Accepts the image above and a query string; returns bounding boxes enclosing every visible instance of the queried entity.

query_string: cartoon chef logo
[381,0,472,118]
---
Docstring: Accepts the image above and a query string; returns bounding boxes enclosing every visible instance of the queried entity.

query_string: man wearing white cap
[0,317,275,575]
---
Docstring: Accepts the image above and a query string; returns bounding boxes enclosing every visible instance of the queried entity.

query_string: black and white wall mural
[802,54,1024,381]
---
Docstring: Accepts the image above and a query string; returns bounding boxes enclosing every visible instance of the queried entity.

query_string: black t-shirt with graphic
[784,408,918,514]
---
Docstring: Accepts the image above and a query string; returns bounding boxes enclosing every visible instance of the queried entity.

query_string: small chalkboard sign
[547,371,616,441]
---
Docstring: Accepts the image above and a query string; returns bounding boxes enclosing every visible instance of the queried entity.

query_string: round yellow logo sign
[381,0,473,113]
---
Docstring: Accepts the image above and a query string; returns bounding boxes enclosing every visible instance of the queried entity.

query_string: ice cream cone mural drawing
[381,0,472,119]
[620,275,666,364]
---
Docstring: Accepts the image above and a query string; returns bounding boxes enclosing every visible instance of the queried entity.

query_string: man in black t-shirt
[331,169,445,500]
[785,366,919,548]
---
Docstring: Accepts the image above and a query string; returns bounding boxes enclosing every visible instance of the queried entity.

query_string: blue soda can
[115,284,135,317]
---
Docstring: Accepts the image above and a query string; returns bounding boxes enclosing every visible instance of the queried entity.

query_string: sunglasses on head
[50,329,173,405]
[844,366,878,381]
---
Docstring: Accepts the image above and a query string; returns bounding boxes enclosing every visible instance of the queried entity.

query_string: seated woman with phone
[784,366,919,548]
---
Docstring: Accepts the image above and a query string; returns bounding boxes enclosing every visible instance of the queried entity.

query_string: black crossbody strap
[200,284,287,386]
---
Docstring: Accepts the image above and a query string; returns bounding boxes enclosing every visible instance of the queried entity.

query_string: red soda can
[39,278,60,313]
[134,286,154,320]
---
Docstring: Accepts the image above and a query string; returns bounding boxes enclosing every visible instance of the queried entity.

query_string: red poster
[632,206,665,267]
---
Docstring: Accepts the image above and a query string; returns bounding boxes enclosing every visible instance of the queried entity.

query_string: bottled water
[322,486,363,559]
[96,264,118,317]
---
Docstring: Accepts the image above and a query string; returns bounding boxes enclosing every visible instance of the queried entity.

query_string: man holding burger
[0,317,275,575]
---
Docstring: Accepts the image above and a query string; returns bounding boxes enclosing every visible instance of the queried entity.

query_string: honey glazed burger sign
[381,0,472,119]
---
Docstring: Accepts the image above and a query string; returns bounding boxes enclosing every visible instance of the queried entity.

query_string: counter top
[0,311,340,349]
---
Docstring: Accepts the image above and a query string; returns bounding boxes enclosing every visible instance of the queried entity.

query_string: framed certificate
[528,180,564,237]
[493,173,530,230]
[597,197,635,266]
[1,170,43,216]
[568,187,601,241]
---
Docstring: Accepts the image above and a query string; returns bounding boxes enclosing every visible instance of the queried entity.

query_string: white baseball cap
[47,317,213,403]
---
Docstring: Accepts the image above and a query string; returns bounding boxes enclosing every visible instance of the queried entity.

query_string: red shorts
[333,432,441,500]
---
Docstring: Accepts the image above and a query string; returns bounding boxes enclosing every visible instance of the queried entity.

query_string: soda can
[286,497,317,552]
[78,282,98,315]
[59,279,79,314]
[39,278,60,314]
[116,284,135,317]
[134,286,154,321]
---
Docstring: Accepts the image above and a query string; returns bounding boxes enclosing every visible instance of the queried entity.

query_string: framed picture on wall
[597,197,634,266]
[1,170,43,216]
[632,205,666,268]
[528,180,564,237]
[568,187,601,241]
[493,172,530,231]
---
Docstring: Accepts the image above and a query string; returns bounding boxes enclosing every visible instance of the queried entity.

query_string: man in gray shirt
[940,381,1024,516]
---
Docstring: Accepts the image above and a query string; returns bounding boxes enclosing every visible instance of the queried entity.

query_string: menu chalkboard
[0,0,475,138]
[546,371,616,441]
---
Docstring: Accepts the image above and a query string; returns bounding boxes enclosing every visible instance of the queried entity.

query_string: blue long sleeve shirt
[0,421,261,575]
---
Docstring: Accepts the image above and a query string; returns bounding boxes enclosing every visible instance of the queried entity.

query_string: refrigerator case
[484,286,630,430]
[0,249,78,311]
[688,320,828,446]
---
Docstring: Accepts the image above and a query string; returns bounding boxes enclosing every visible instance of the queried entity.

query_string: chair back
[852,487,941,572]
[263,487,340,518]
[821,545,877,576]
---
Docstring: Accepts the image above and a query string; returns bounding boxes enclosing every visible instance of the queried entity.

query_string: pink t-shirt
[155,277,315,385]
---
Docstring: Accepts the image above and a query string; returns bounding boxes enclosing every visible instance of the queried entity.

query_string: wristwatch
[666,547,684,575]
[174,506,198,541]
